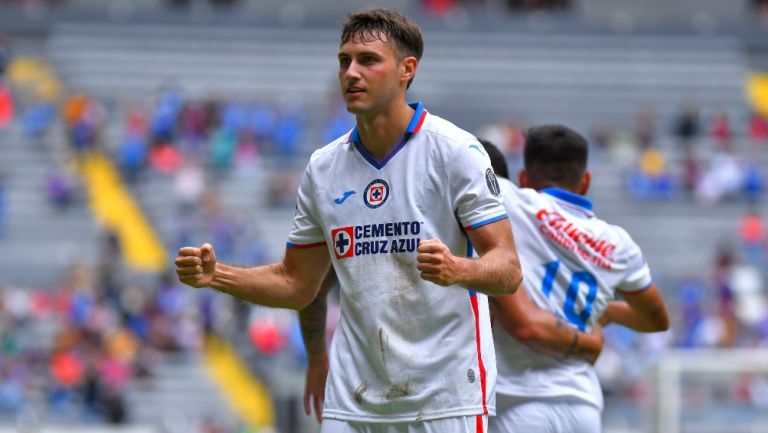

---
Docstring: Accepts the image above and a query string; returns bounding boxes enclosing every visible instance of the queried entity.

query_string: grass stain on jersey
[384,381,413,400]
[354,381,369,405]
[379,327,389,367]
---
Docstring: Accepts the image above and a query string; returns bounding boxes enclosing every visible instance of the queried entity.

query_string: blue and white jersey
[494,178,652,410]
[288,103,507,422]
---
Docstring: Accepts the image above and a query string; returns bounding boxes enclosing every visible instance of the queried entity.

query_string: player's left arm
[600,284,669,332]
[491,286,604,364]
[601,233,670,333]
[417,217,522,296]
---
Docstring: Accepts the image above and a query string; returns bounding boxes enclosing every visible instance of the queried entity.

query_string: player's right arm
[600,284,669,332]
[175,242,330,311]
[492,286,604,364]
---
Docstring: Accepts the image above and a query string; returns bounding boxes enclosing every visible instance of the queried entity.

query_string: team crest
[331,226,354,259]
[364,179,390,209]
[485,168,501,196]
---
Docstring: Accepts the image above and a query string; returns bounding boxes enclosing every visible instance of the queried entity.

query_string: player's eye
[338,56,351,68]
[359,56,376,65]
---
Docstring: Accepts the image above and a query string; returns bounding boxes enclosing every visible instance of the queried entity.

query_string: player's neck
[355,102,415,160]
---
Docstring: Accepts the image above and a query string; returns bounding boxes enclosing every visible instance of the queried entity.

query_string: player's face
[337,34,406,116]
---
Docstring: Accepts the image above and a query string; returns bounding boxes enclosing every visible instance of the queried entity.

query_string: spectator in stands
[273,103,304,160]
[710,109,733,150]
[629,146,674,200]
[148,139,182,175]
[681,146,701,199]
[673,102,701,148]
[748,111,768,148]
[46,168,75,209]
[0,80,12,129]
[118,134,148,184]
[250,102,277,152]
[695,150,744,204]
[0,32,8,79]
[634,109,656,150]
[743,159,764,203]
[179,99,212,152]
[0,169,6,238]
[174,158,205,211]
[739,209,766,266]
[713,248,739,346]
[150,88,182,144]
[209,125,238,174]
[21,102,56,143]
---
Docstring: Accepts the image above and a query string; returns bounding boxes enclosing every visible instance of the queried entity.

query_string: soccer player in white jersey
[483,126,669,433]
[174,9,523,433]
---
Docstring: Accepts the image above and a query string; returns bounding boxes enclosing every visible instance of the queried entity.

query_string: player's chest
[316,154,446,224]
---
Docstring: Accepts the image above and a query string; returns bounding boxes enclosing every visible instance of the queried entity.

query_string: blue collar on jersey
[348,102,426,170]
[541,187,593,211]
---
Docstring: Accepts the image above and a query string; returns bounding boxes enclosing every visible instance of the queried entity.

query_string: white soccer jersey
[288,103,507,422]
[494,178,652,410]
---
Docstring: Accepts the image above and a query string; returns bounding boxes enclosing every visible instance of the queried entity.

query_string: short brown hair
[341,9,424,88]
[524,124,588,190]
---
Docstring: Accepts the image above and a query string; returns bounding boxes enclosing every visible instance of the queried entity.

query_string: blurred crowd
[3,35,768,431]
[0,230,261,433]
[479,105,768,205]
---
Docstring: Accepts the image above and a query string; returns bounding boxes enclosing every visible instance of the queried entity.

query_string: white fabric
[494,178,652,410]
[288,105,506,422]
[489,394,601,433]
[321,415,487,433]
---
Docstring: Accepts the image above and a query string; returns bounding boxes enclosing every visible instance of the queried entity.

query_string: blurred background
[0,0,768,432]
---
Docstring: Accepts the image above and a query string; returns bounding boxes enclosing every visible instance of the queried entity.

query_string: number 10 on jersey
[540,260,597,331]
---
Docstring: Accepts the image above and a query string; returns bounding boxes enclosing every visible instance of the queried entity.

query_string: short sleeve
[615,236,652,293]
[449,139,508,231]
[286,165,326,248]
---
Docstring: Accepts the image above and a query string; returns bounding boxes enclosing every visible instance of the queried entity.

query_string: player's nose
[344,60,363,80]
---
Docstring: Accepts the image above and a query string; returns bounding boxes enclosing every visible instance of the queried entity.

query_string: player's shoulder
[420,111,478,148]
[585,213,644,261]
[498,178,549,206]
[604,221,640,250]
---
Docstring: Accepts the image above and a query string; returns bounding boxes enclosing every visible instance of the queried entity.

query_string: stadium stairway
[125,351,237,428]
[0,121,100,286]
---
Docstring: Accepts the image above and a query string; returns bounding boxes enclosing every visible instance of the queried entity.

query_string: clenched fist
[175,243,217,288]
[417,239,464,286]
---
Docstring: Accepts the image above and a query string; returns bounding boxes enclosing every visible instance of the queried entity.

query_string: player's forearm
[456,250,522,296]
[299,296,328,359]
[515,316,601,363]
[212,263,314,310]
[604,301,668,332]
[299,295,328,359]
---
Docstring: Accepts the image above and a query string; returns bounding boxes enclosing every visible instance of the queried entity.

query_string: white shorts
[321,415,488,433]
[490,394,601,433]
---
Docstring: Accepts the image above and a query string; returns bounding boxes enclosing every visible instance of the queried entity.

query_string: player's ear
[579,171,592,195]
[401,56,417,87]
[518,169,530,188]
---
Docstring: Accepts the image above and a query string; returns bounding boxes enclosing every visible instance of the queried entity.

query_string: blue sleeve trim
[286,241,326,249]
[464,214,508,231]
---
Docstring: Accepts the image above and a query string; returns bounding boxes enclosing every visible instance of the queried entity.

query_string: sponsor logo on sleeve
[485,168,501,196]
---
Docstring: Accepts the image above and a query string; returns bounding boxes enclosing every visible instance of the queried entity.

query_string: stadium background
[1,0,768,432]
